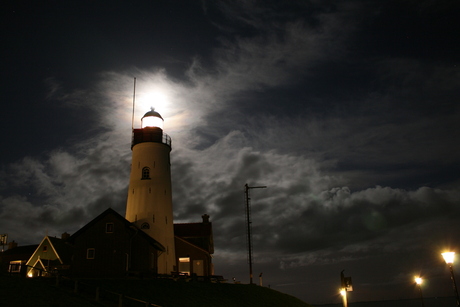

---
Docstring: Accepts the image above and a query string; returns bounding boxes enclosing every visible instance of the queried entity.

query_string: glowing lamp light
[442,251,460,306]
[442,252,456,264]
[27,271,33,278]
[141,116,163,129]
[415,276,425,306]
[340,289,346,296]
[141,108,164,129]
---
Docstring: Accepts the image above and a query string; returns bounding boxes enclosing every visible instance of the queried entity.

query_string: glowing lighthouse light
[141,107,164,129]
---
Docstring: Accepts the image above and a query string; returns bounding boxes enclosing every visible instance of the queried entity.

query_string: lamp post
[415,277,425,307]
[442,252,460,307]
[340,270,352,307]
[340,288,348,307]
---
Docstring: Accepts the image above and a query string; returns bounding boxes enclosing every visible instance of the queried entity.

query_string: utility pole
[245,183,266,284]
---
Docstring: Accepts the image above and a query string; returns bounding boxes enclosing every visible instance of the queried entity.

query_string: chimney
[202,214,210,224]
[8,240,18,250]
[61,232,70,240]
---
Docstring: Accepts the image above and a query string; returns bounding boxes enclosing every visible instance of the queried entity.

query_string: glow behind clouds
[138,92,168,117]
[1,1,460,305]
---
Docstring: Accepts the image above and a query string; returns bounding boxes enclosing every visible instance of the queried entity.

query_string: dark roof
[174,222,214,254]
[142,109,163,120]
[174,236,210,255]
[67,208,165,252]
[1,245,38,257]
[174,222,212,238]
[47,236,73,264]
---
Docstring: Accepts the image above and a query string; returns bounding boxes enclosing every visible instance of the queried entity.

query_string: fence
[55,275,162,307]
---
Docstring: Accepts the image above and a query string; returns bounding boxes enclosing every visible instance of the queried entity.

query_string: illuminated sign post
[340,270,353,307]
[0,234,7,252]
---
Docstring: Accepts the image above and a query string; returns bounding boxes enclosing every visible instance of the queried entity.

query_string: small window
[106,223,114,233]
[140,222,150,229]
[179,257,190,275]
[141,167,150,180]
[9,261,22,273]
[43,245,48,252]
[87,248,95,259]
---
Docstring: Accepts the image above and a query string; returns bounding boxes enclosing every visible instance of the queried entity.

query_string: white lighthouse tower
[125,108,176,275]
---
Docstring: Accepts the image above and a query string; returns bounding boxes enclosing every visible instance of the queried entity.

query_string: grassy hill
[0,275,313,307]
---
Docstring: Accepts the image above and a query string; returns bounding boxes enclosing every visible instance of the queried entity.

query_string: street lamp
[340,288,348,307]
[414,277,425,307]
[442,252,460,307]
[340,270,352,307]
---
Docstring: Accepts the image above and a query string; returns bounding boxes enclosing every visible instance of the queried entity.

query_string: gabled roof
[48,236,73,264]
[26,236,73,267]
[67,208,165,252]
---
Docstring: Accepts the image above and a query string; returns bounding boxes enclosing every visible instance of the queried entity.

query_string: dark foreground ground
[0,274,312,307]
[314,296,456,307]
[3,274,455,307]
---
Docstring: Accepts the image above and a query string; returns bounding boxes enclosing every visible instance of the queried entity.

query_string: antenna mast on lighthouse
[131,77,136,131]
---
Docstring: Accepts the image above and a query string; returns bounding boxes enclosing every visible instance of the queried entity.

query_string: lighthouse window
[141,167,150,180]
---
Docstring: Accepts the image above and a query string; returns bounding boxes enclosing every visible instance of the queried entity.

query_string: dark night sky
[1,0,460,304]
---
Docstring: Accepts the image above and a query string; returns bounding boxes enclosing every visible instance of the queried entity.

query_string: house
[0,241,38,276]
[66,208,164,278]
[174,214,214,277]
[3,209,216,280]
[26,235,73,277]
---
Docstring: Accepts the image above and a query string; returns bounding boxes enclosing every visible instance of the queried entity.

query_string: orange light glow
[442,252,455,264]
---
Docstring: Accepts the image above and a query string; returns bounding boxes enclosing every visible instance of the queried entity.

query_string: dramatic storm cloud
[1,0,459,304]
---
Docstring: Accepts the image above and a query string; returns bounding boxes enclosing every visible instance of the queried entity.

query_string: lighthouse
[125,108,176,275]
